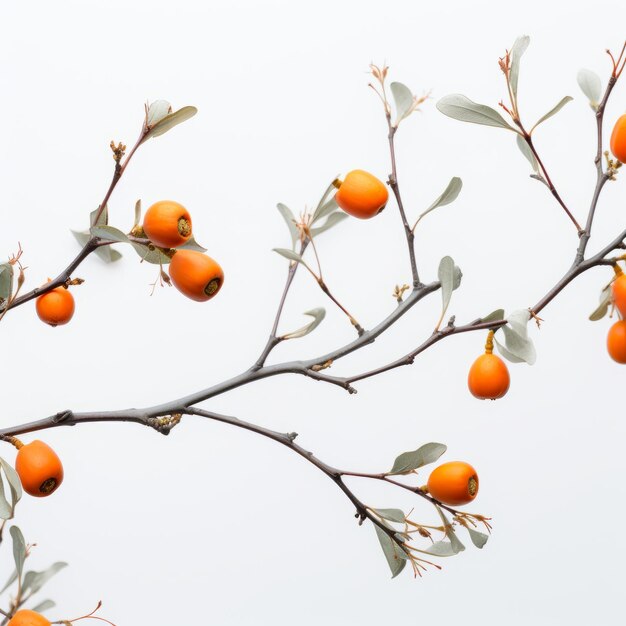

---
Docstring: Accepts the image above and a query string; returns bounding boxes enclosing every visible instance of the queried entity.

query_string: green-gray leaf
[389,442,447,475]
[0,477,11,519]
[142,106,198,143]
[312,180,339,224]
[589,285,612,322]
[531,96,573,132]
[72,230,122,263]
[0,457,22,518]
[374,526,407,578]
[372,508,406,524]
[310,211,348,237]
[282,308,326,339]
[133,199,142,228]
[90,205,108,227]
[23,562,68,595]
[437,94,516,131]
[500,324,536,364]
[415,177,463,225]
[516,135,539,173]
[131,243,173,265]
[435,506,465,554]
[31,600,56,613]
[90,225,129,243]
[177,235,207,253]
[10,526,26,579]
[467,528,489,548]
[272,248,315,274]
[419,540,457,557]
[510,35,530,98]
[438,256,456,319]
[390,81,415,126]
[577,69,602,109]
[481,308,506,325]
[277,203,299,250]
[0,263,14,304]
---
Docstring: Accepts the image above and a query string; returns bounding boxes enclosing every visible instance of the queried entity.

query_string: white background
[1,1,626,624]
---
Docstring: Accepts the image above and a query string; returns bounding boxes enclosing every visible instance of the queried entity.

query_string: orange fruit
[426,461,479,506]
[169,250,224,302]
[35,286,75,326]
[607,320,626,363]
[15,440,64,497]
[610,114,626,163]
[468,353,510,400]
[143,200,192,249]
[7,610,51,626]
[335,170,388,219]
[612,273,626,317]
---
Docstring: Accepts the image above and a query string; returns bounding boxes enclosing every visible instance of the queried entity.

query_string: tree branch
[575,75,618,263]
[387,121,421,288]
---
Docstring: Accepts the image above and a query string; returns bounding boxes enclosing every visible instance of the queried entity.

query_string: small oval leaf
[142,106,198,143]
[389,442,447,475]
[530,96,573,132]
[437,94,516,131]
[509,35,530,97]
[516,135,539,173]
[390,82,415,126]
[282,308,326,339]
[577,69,602,109]
[277,203,299,249]
[310,211,348,237]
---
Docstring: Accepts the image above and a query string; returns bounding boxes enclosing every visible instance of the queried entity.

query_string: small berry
[169,250,224,302]
[335,170,388,219]
[426,461,479,506]
[15,440,64,497]
[143,200,193,249]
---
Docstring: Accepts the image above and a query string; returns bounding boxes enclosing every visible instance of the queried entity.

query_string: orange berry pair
[36,284,74,327]
[8,610,51,626]
[14,440,64,497]
[335,169,388,219]
[143,200,192,249]
[467,330,510,400]
[426,461,479,506]
[610,114,626,164]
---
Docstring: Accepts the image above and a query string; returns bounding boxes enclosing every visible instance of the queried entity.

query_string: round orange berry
[467,353,510,400]
[15,440,64,497]
[610,114,626,163]
[607,320,626,364]
[335,170,388,219]
[35,286,75,327]
[7,610,51,626]
[426,461,479,506]
[169,250,224,302]
[143,200,192,249]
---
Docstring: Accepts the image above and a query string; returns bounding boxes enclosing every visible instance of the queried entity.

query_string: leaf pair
[494,309,537,364]
[437,36,573,161]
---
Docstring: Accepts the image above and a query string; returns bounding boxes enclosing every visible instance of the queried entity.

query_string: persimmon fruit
[35,285,75,327]
[611,271,626,317]
[607,320,626,363]
[426,461,479,506]
[467,331,510,400]
[610,114,626,163]
[334,169,388,219]
[7,610,51,626]
[143,200,192,249]
[169,249,224,302]
[15,440,64,497]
